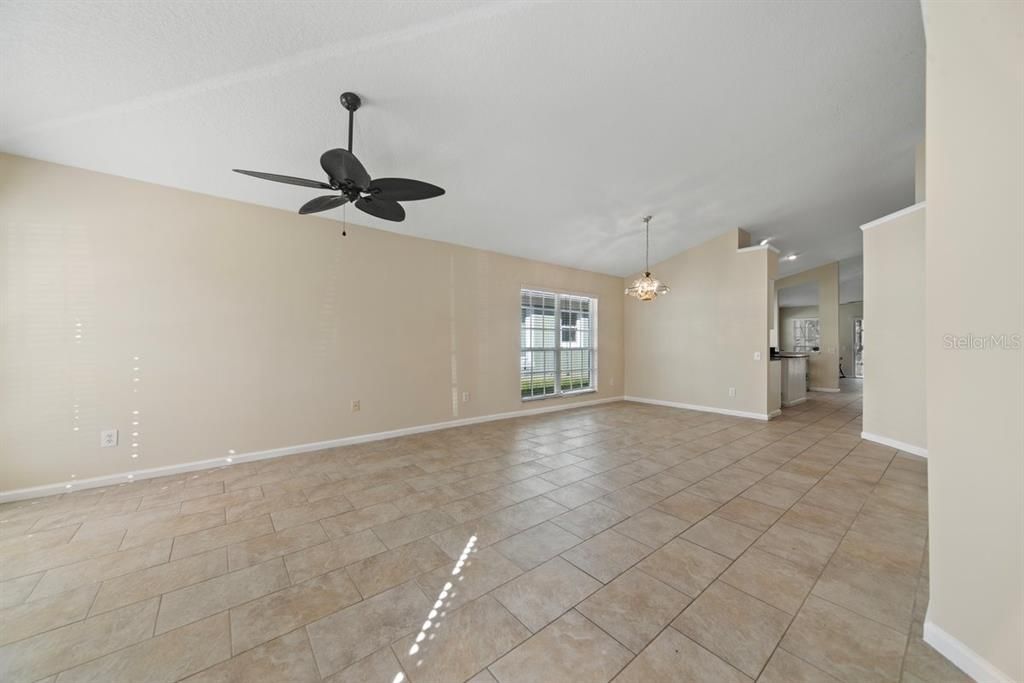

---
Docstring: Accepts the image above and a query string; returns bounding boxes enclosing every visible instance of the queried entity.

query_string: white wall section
[861,203,926,453]
[0,153,625,492]
[923,1,1023,679]
[624,230,773,419]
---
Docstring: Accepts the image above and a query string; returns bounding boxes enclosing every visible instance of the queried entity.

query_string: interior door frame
[854,317,864,378]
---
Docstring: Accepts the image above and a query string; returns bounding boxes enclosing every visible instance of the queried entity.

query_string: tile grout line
[898,529,932,682]
[753,438,901,680]
[6,392,921,683]
[631,398,866,680]
[466,424,823,679]
[24,596,164,681]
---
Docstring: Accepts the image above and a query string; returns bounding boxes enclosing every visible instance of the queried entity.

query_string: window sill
[521,389,597,403]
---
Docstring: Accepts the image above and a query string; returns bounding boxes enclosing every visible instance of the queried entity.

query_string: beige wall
[914,142,926,203]
[861,206,925,450]
[838,301,863,375]
[624,231,773,418]
[776,263,840,390]
[923,1,1023,680]
[0,153,625,493]
[779,304,819,353]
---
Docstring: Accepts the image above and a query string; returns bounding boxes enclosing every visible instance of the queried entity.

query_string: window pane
[521,350,556,397]
[792,318,821,353]
[521,289,596,398]
[560,349,591,391]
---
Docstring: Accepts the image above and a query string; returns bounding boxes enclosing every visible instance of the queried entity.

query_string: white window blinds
[792,318,821,353]
[520,289,597,399]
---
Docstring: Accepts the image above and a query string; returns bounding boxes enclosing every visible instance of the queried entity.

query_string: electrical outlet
[728,387,736,397]
[462,392,470,403]
[753,351,761,361]
[351,400,361,413]
[100,429,118,448]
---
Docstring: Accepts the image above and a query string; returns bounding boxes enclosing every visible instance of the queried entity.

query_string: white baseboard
[768,409,782,419]
[782,397,807,407]
[809,386,841,393]
[0,396,624,503]
[860,431,928,458]
[623,396,771,421]
[924,609,1016,683]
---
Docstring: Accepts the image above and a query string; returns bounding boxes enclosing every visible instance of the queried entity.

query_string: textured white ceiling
[838,256,865,305]
[0,1,924,277]
[778,282,820,309]
[778,256,863,307]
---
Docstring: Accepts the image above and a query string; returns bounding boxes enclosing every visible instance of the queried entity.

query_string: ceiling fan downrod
[340,92,361,153]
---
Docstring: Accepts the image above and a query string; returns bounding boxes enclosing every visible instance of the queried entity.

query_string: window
[520,289,597,399]
[792,318,821,353]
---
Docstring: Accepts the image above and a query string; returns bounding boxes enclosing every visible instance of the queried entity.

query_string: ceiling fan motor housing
[340,92,361,112]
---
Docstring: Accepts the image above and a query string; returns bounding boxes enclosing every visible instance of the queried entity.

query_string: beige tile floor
[0,385,971,682]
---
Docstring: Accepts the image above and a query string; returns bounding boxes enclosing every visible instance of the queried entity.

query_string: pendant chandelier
[625,215,670,301]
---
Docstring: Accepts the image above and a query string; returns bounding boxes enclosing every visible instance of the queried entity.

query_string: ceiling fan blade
[367,178,445,202]
[355,197,406,222]
[298,195,348,215]
[320,148,371,190]
[233,169,332,189]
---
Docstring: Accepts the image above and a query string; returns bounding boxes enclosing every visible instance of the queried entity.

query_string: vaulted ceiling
[0,1,924,277]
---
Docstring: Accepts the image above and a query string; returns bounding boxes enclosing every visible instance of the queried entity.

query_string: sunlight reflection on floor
[396,533,478,678]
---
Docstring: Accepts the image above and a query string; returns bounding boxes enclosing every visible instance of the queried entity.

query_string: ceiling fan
[233,92,444,223]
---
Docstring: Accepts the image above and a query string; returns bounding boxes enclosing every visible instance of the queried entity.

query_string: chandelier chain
[643,215,652,273]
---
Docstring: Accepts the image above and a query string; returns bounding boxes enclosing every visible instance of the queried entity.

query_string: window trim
[519,286,599,402]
